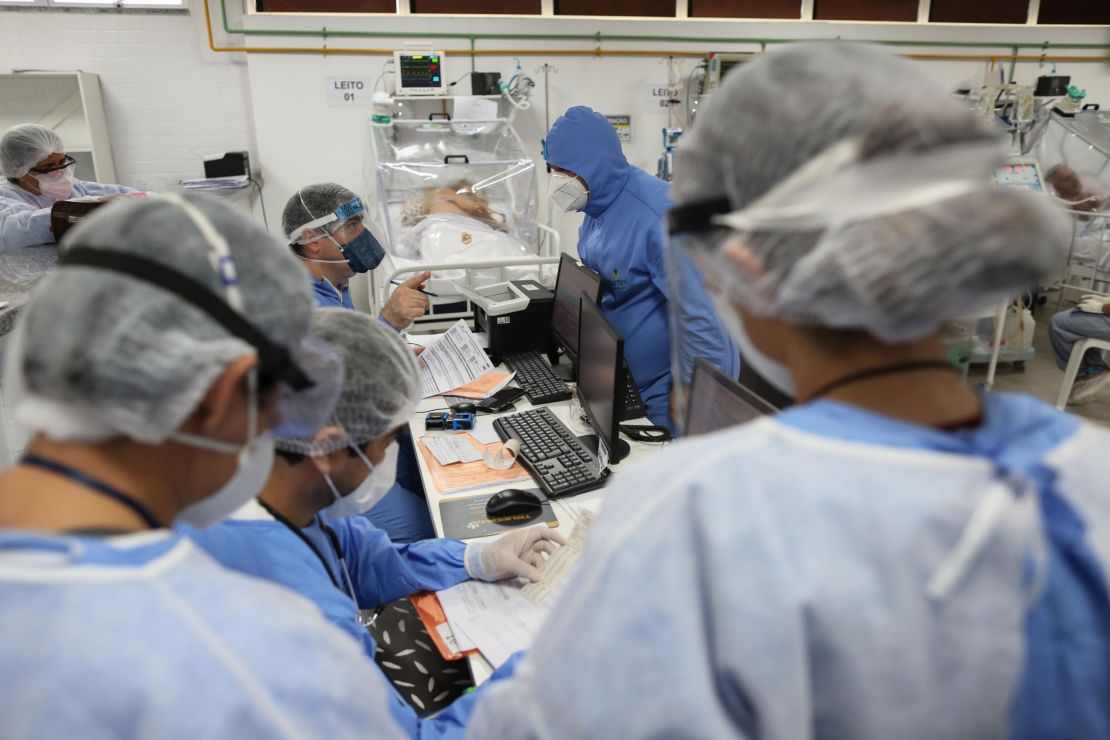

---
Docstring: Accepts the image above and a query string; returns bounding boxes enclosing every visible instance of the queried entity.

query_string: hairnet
[276,309,421,456]
[672,42,1070,343]
[282,182,359,244]
[1,123,65,179]
[6,194,317,443]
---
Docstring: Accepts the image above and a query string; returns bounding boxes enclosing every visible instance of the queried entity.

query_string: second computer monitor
[577,292,628,463]
[551,253,603,364]
[684,358,778,437]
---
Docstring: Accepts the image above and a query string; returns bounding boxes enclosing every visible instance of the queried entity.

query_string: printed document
[418,320,494,398]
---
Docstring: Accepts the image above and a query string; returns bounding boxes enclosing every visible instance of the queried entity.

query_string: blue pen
[390,279,438,297]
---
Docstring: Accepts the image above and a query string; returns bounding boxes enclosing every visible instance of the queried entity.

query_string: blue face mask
[333,229,385,274]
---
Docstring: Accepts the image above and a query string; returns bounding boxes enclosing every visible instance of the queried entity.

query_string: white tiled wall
[0,6,255,192]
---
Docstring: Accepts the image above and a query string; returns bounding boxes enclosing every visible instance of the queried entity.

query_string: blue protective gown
[468,392,1110,739]
[308,274,435,544]
[0,529,407,739]
[0,179,137,249]
[545,106,739,431]
[188,500,513,740]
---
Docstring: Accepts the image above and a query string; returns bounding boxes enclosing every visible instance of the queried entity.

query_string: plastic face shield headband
[54,248,344,439]
[288,196,366,245]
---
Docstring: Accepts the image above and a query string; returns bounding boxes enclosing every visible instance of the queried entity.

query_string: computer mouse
[450,402,477,416]
[485,488,544,521]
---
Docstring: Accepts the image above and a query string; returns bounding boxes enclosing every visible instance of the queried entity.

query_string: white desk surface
[405,336,664,681]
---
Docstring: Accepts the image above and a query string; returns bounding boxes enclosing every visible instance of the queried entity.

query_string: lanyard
[254,498,359,606]
[21,455,162,530]
[808,360,957,401]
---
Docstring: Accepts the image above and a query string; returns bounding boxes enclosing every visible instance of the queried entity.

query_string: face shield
[288,195,386,274]
[666,137,1030,430]
[665,197,750,431]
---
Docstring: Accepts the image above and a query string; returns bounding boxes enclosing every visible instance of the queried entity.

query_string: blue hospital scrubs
[189,504,516,739]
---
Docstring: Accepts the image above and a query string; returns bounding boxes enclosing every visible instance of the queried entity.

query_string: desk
[405,341,663,681]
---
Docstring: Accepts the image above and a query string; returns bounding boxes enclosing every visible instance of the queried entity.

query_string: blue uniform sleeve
[649,225,740,386]
[378,315,401,332]
[332,516,470,606]
[73,180,138,197]
[0,198,52,248]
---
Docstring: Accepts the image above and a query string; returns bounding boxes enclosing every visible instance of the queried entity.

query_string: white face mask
[549,172,589,213]
[172,371,276,528]
[321,441,398,520]
[37,169,74,201]
[709,291,796,397]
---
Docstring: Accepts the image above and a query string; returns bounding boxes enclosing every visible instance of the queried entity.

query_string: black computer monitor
[577,293,630,464]
[684,358,777,437]
[551,253,603,364]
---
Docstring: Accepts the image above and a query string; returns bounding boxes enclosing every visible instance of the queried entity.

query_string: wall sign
[605,114,632,143]
[326,77,373,107]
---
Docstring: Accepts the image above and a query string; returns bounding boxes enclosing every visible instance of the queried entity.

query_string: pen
[390,279,438,297]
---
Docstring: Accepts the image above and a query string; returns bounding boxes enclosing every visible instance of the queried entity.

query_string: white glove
[465,525,568,582]
[1077,297,1108,314]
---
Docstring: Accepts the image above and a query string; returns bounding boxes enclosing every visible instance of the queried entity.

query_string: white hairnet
[6,194,316,443]
[282,182,359,244]
[1,123,64,179]
[276,309,420,456]
[672,42,1070,343]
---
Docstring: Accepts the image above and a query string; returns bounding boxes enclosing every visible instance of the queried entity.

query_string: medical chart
[421,435,482,466]
[418,320,494,398]
[520,510,594,604]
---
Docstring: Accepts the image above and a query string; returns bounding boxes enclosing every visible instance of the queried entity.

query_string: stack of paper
[435,513,594,667]
[416,433,531,495]
[418,320,494,398]
[180,175,251,191]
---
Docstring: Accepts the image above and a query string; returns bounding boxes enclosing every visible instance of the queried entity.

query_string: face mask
[550,173,589,213]
[332,229,385,274]
[37,169,74,201]
[172,371,276,528]
[322,441,398,520]
[710,291,796,397]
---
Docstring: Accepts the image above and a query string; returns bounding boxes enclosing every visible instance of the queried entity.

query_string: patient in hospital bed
[391,180,543,293]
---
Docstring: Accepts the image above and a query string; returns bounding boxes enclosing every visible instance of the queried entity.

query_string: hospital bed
[365,118,560,326]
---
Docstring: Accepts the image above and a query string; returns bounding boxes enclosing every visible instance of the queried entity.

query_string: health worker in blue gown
[469,43,1110,740]
[543,106,739,433]
[189,308,564,740]
[0,194,409,739]
[283,182,435,543]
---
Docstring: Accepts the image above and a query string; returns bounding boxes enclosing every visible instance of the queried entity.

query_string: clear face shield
[665,198,748,434]
[288,195,387,274]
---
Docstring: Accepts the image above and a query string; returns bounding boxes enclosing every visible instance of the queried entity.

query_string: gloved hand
[465,526,568,582]
[1077,295,1109,314]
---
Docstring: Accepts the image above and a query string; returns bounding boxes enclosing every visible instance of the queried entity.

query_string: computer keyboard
[621,361,645,421]
[493,407,607,498]
[503,351,573,405]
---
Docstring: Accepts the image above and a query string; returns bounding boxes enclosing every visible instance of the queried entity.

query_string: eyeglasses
[31,155,76,175]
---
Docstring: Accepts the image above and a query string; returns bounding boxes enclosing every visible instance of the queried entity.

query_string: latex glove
[1077,297,1108,314]
[465,526,568,582]
[381,271,431,331]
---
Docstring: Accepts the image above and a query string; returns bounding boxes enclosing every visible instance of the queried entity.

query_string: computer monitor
[684,358,777,437]
[551,253,603,364]
[994,161,1045,192]
[577,293,630,464]
[394,52,446,96]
